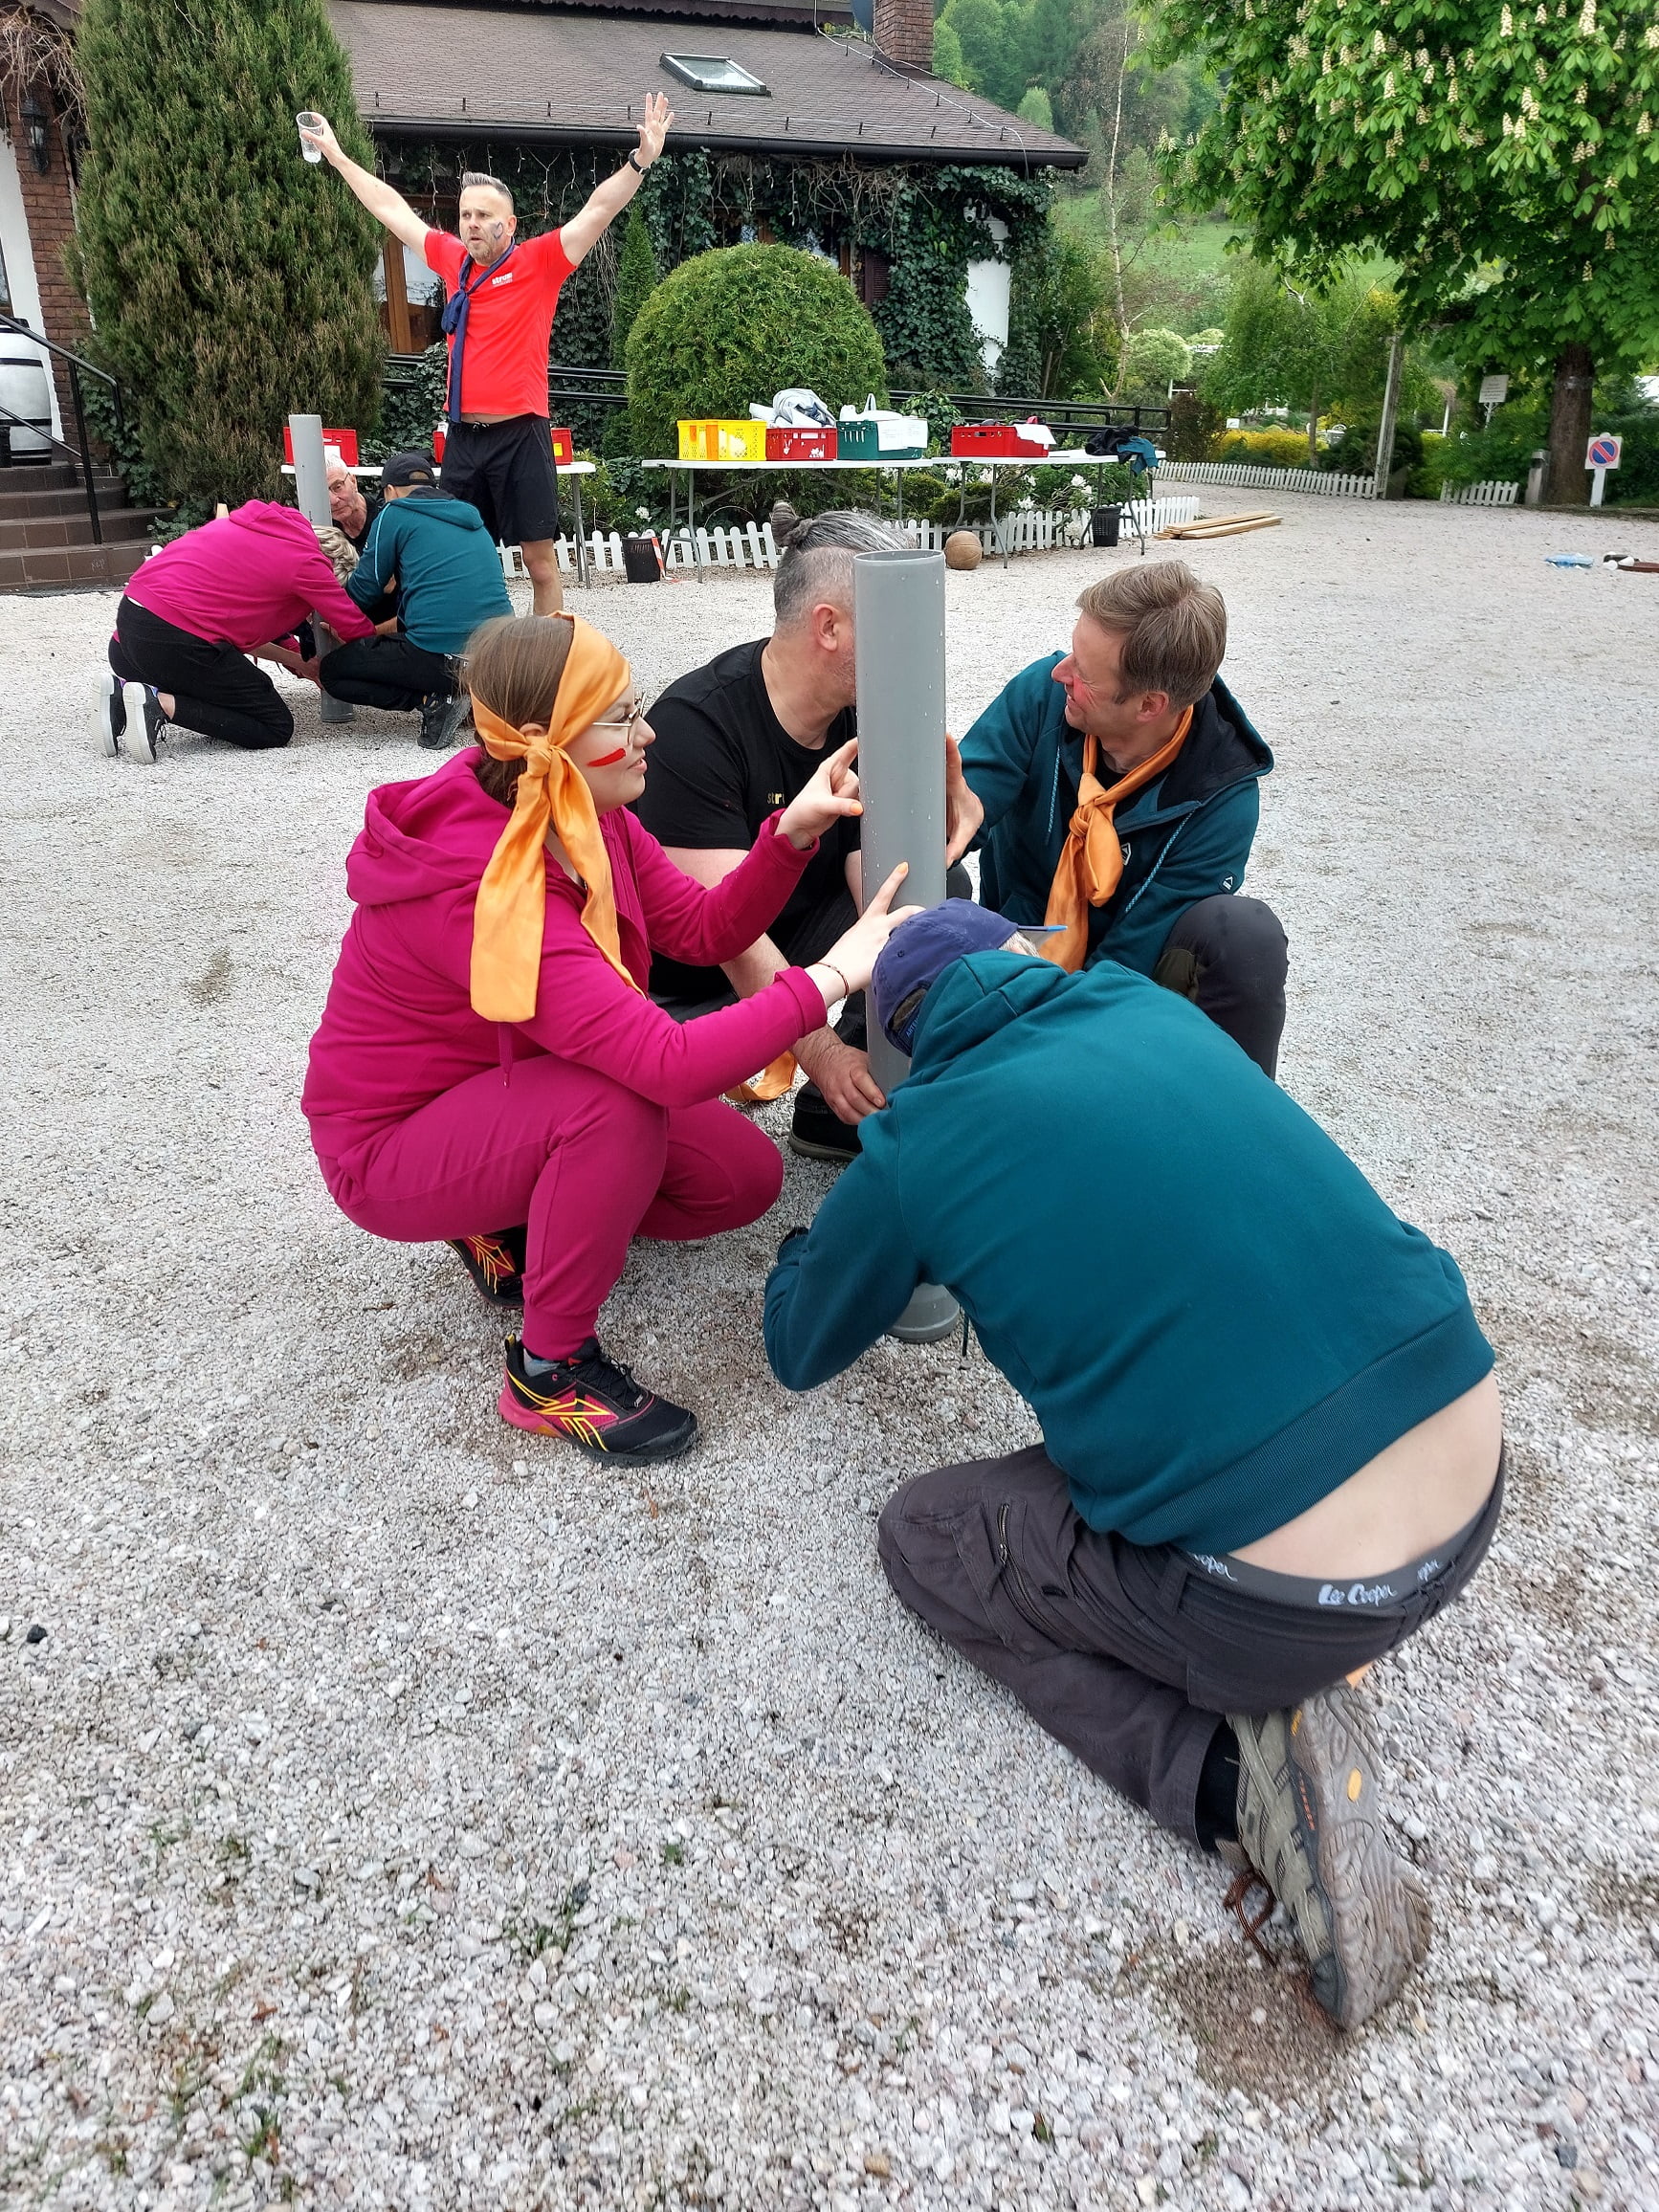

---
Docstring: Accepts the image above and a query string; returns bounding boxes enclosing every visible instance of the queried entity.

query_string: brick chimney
[874,0,935,74]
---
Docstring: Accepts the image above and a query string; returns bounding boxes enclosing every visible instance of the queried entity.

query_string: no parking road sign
[1586,431,1622,506]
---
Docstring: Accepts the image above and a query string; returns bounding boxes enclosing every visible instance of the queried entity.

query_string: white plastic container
[0,355,52,459]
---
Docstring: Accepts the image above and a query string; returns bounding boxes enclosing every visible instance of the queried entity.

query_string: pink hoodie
[122,500,375,651]
[303,749,830,1165]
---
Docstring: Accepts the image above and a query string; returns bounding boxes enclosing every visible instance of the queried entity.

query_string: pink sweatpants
[323,1054,784,1359]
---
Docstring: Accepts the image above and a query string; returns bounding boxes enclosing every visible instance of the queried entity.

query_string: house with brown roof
[327,0,1083,391]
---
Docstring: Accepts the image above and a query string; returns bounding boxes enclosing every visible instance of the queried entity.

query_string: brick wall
[3,84,88,432]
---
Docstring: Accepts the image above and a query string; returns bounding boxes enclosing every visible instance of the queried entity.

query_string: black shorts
[440,414,561,547]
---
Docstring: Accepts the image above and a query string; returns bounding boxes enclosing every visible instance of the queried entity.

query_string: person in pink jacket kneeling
[302,610,915,1465]
[98,500,377,761]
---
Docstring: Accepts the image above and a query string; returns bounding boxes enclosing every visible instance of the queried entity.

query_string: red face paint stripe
[586,745,629,767]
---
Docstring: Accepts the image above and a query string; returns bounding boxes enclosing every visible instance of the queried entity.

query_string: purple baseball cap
[871,901,1026,1056]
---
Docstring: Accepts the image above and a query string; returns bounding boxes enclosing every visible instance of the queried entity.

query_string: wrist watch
[627,150,650,174]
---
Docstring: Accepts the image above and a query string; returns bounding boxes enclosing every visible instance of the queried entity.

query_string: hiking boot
[97,671,126,756]
[1229,1682,1431,2032]
[787,1082,860,1164]
[419,689,474,750]
[121,681,166,763]
[446,1228,526,1306]
[499,1336,697,1464]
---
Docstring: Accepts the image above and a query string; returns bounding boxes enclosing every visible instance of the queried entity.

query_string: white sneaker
[121,680,164,763]
[96,671,124,756]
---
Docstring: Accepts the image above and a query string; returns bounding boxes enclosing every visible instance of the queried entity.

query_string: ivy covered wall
[377,138,1052,400]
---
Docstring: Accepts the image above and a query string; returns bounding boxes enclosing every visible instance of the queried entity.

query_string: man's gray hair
[773,509,909,630]
[459,169,515,210]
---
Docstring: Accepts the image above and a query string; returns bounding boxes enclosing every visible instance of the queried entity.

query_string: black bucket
[1090,504,1122,548]
[622,535,661,583]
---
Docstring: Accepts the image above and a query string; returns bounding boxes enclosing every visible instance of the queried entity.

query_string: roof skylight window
[659,53,770,97]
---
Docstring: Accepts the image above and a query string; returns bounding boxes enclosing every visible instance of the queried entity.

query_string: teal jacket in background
[346,488,512,655]
[960,657,1272,977]
[764,954,1493,1555]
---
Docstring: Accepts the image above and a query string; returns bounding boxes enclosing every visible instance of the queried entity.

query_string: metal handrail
[382,353,1174,437]
[0,313,120,392]
[0,315,124,544]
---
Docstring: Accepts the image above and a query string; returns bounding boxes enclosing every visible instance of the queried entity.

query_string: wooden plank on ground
[1162,515,1283,541]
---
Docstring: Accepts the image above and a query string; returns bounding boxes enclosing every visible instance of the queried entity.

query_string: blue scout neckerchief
[440,243,519,420]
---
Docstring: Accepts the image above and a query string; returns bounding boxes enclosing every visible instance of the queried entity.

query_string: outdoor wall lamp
[20,93,51,173]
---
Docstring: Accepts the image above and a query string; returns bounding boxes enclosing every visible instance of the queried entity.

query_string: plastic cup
[297,112,323,164]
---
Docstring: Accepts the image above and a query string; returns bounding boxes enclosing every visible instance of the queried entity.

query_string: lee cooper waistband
[1183,1485,1496,1613]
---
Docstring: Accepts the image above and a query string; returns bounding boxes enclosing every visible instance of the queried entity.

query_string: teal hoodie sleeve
[763,1115,923,1389]
[959,655,1064,840]
[1094,775,1261,977]
[347,507,401,614]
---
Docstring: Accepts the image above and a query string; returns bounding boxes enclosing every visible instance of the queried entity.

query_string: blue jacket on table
[763,953,1493,1556]
[960,656,1273,976]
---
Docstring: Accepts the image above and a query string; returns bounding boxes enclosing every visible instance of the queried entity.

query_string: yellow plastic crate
[676,419,768,462]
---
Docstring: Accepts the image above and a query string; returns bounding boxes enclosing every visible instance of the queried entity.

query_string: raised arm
[299,114,431,257]
[558,93,673,267]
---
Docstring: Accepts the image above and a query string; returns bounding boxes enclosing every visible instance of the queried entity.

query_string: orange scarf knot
[1038,706,1193,972]
[469,614,641,1021]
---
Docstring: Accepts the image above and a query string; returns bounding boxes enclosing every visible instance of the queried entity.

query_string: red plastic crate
[283,426,360,466]
[951,424,1018,457]
[766,425,837,461]
[950,423,1051,458]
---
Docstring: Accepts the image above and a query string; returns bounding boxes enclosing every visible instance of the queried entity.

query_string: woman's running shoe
[446,1228,527,1305]
[499,1336,697,1463]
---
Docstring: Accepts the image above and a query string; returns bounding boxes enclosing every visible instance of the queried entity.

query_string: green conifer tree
[609,204,660,370]
[72,0,383,506]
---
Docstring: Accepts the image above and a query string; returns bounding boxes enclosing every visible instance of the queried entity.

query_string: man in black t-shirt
[633,511,979,1163]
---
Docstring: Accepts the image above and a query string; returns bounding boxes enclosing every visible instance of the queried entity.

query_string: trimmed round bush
[624,244,888,458]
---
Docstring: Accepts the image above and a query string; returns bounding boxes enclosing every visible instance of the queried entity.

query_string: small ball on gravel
[944,531,984,571]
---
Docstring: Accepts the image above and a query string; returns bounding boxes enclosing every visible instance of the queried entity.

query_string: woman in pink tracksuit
[302,610,914,1465]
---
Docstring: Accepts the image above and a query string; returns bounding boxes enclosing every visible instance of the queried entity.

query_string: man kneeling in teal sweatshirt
[763,903,1503,2033]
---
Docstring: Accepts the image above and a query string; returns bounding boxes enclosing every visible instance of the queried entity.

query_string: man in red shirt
[302,97,673,614]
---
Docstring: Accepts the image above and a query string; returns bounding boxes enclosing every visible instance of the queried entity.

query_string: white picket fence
[1440,479,1519,506]
[910,495,1200,552]
[504,498,1203,581]
[1158,460,1378,498]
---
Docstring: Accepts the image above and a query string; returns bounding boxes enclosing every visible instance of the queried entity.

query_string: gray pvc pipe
[287,411,354,724]
[852,547,960,1345]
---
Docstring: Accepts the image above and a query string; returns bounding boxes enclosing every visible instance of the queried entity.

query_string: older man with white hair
[325,451,381,553]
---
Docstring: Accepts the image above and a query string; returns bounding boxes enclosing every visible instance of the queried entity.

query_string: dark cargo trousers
[877,1444,1501,1847]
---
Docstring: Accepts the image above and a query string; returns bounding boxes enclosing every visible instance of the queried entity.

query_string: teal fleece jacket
[764,955,1493,1553]
[346,488,512,655]
[961,658,1272,977]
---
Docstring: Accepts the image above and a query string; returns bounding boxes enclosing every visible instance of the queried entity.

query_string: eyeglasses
[589,697,650,738]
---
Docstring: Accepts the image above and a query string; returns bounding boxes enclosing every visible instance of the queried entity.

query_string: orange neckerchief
[1038,706,1194,972]
[469,616,641,1021]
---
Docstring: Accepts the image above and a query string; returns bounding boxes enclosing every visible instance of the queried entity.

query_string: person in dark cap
[319,451,514,749]
[763,902,1503,2036]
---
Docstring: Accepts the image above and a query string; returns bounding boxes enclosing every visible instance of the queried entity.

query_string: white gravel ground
[2,492,1657,2212]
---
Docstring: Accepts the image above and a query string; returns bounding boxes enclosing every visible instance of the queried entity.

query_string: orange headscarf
[1038,706,1193,972]
[469,614,641,1021]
